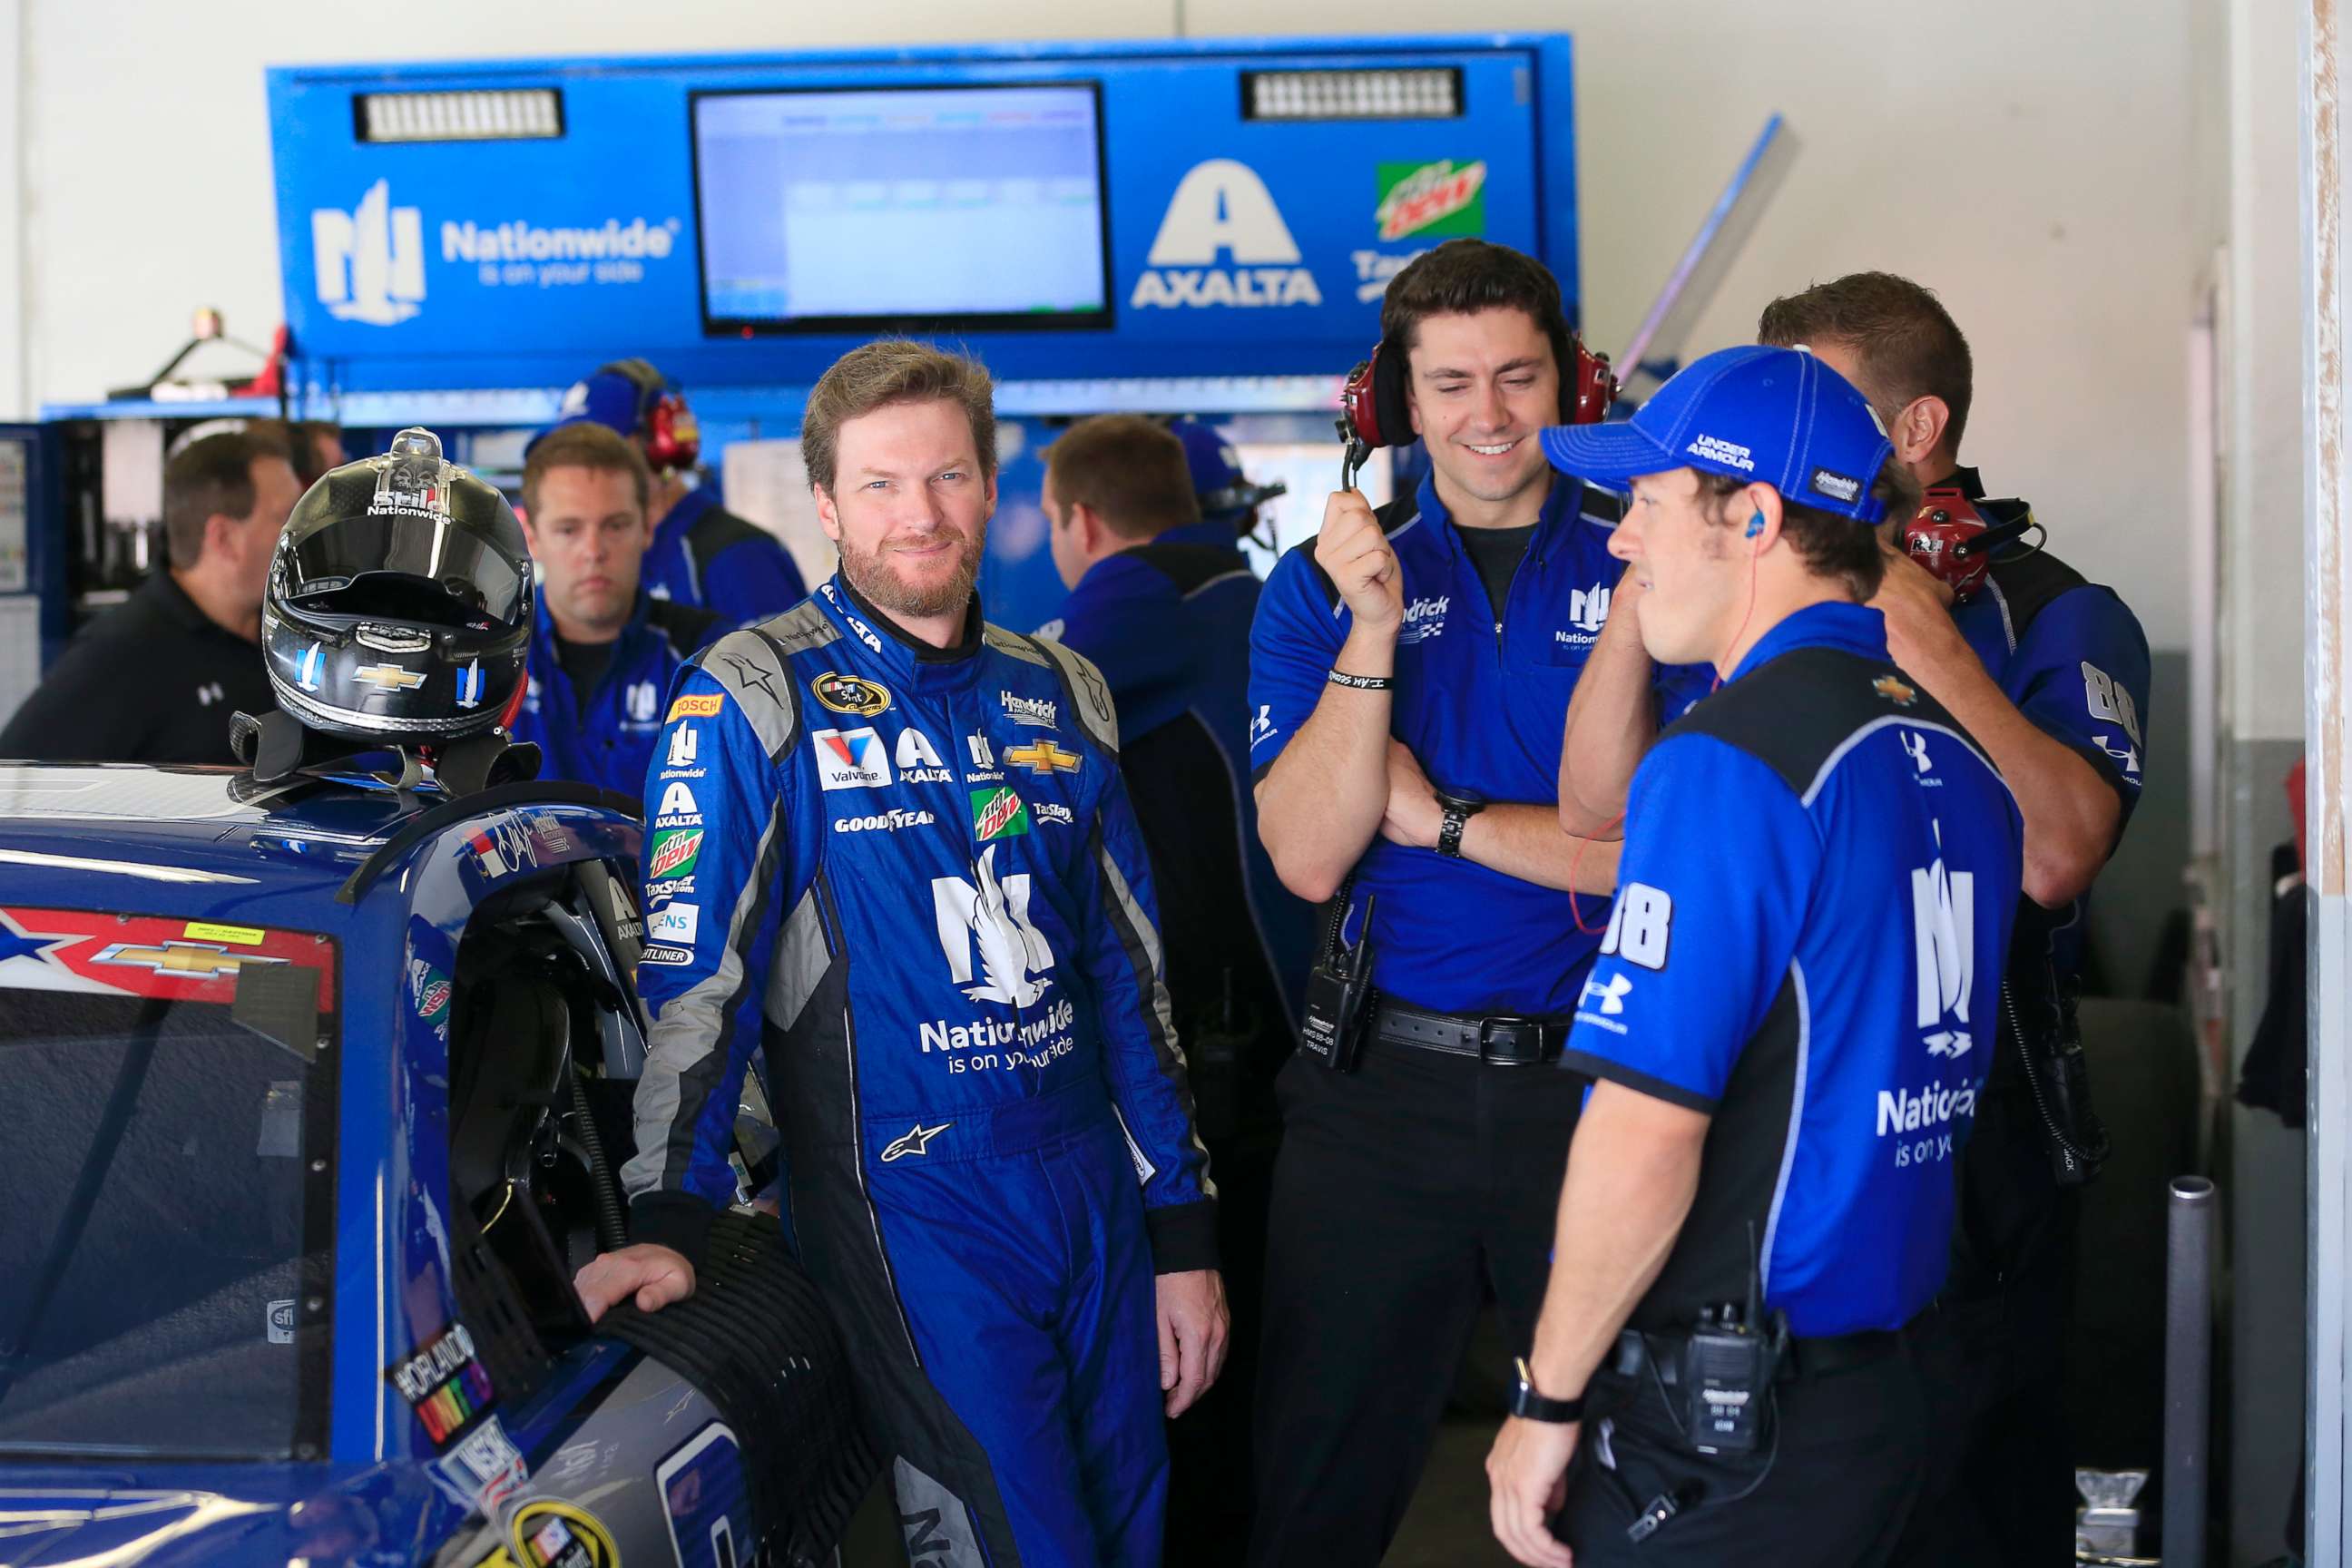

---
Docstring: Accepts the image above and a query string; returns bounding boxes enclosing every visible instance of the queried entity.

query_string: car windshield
[0,908,338,1461]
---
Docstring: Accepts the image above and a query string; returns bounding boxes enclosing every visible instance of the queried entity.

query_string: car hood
[0,1465,442,1567]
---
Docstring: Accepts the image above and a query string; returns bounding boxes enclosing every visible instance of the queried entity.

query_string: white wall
[18,0,2197,652]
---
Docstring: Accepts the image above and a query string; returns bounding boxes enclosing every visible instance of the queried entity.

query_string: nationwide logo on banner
[313,180,425,326]
[1375,160,1488,243]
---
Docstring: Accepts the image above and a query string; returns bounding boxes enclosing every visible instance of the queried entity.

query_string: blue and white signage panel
[268,36,1578,393]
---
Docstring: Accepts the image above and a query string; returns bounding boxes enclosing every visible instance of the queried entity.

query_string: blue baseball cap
[1537,345,1896,524]
[1169,417,1286,518]
[525,362,655,456]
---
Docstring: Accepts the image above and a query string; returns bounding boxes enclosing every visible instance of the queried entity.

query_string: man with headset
[1556,275,2152,1560]
[542,357,808,626]
[1245,238,1707,1564]
[1487,345,2023,1567]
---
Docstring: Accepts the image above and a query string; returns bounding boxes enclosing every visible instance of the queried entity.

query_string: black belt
[1610,1320,1911,1386]
[1372,998,1569,1065]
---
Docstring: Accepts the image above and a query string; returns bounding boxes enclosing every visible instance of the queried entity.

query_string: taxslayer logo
[1376,159,1488,242]
[312,180,424,326]
[1132,160,1324,310]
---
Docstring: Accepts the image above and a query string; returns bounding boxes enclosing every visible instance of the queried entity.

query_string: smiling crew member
[1485,345,2022,1568]
[543,357,808,627]
[1244,239,1708,1565]
[506,422,724,793]
[575,339,1228,1567]
[1039,413,1311,1562]
[0,429,299,765]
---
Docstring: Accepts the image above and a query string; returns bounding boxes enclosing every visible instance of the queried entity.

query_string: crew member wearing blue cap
[1556,278,2151,1563]
[543,358,808,627]
[508,422,725,794]
[1485,345,2024,1567]
[1245,239,1709,1565]
[1168,416,1289,543]
[1038,414,1310,1563]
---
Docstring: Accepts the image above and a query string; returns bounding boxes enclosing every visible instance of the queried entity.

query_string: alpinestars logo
[931,845,1055,1007]
[312,180,425,326]
[1132,161,1323,310]
[1912,822,1975,1059]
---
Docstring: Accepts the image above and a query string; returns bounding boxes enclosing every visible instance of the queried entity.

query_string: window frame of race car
[0,929,341,1460]
[1485,344,2024,1568]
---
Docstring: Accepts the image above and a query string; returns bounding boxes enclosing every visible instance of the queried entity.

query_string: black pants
[1248,1042,1584,1566]
[1892,1088,2080,1566]
[1164,1122,1280,1565]
[1558,1343,1928,1565]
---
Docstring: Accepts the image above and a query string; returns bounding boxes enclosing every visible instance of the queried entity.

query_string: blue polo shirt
[510,592,724,794]
[1942,470,2151,976]
[1248,472,1710,1016]
[643,487,808,629]
[1563,602,2024,1336]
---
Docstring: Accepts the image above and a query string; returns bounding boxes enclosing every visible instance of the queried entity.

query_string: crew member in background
[1759,275,2153,1563]
[507,422,724,793]
[1169,416,1288,545]
[1245,239,1709,1565]
[1038,413,1310,1563]
[245,418,345,492]
[1487,345,2022,1568]
[0,428,299,765]
[541,357,808,626]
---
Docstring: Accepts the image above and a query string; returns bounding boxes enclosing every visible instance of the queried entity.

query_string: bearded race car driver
[576,339,1228,1568]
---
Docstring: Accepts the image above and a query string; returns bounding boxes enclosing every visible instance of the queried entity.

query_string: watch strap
[1510,1357,1584,1424]
[1438,806,1470,858]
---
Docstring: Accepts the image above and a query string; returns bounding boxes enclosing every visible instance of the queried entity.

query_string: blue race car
[0,760,873,1568]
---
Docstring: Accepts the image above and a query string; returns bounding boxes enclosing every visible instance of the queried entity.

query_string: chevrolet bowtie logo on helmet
[354,663,428,692]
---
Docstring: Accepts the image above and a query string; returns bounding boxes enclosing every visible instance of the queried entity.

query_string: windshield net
[0,909,337,1460]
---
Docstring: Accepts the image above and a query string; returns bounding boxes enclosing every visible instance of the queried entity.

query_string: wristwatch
[1435,789,1487,859]
[1509,1357,1583,1424]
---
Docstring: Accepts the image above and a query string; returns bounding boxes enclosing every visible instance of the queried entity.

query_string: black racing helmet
[262,427,533,744]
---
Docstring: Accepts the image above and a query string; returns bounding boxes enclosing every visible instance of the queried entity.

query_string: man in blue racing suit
[578,338,1229,1568]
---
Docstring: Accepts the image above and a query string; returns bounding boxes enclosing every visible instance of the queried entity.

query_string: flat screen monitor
[691,83,1112,335]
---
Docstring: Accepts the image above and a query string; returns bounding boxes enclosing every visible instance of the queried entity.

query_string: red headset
[599,358,702,474]
[1903,488,2039,602]
[1336,332,1617,487]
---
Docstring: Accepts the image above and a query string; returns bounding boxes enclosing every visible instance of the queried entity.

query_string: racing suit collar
[1723,599,1889,686]
[818,573,986,685]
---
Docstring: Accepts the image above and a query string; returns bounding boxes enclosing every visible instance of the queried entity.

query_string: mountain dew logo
[647,828,702,879]
[970,787,1030,842]
[1376,159,1488,242]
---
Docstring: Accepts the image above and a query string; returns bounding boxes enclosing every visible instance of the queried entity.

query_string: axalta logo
[442,214,680,265]
[1132,160,1323,310]
[312,180,424,326]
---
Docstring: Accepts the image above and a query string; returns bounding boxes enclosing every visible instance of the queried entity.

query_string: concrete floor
[838,1408,1516,1566]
